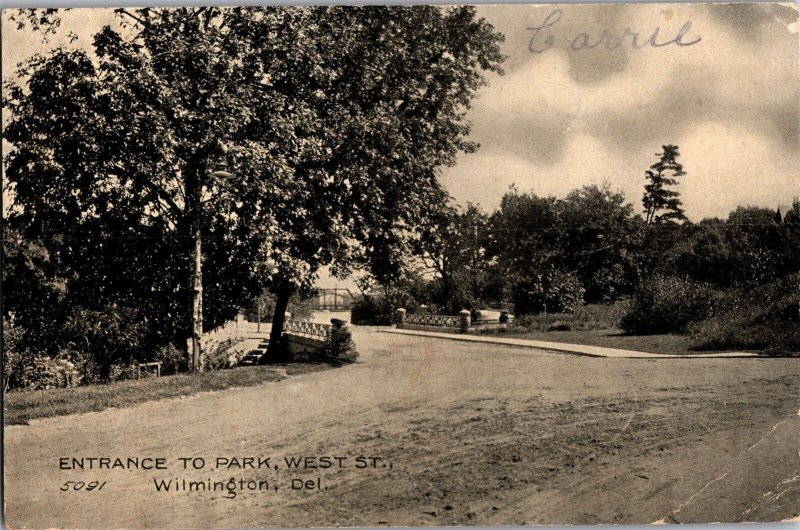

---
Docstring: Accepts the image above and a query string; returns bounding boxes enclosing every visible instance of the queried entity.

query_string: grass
[481,328,737,356]
[4,362,333,426]
[512,304,629,332]
[478,303,763,355]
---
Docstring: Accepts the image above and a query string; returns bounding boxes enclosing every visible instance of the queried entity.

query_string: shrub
[323,320,359,362]
[204,338,242,370]
[21,355,82,390]
[512,269,585,315]
[621,275,717,334]
[350,297,394,325]
[107,363,141,382]
[690,274,799,355]
[3,317,27,391]
[510,303,625,333]
[61,306,149,381]
[152,343,186,375]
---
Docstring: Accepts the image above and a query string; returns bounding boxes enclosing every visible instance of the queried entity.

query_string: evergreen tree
[642,145,688,224]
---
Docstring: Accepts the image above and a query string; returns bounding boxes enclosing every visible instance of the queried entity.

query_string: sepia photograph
[2,3,799,528]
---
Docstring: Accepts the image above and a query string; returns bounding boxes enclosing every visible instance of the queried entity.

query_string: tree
[486,187,568,314]
[556,184,644,303]
[415,202,490,313]
[668,220,734,287]
[486,184,644,310]
[642,145,688,225]
[724,206,794,285]
[4,8,291,370]
[4,7,505,363]
[487,186,561,278]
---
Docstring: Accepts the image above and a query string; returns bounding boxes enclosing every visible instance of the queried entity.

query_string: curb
[379,328,760,359]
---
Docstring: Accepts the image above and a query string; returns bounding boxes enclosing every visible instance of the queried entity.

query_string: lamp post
[189,162,235,373]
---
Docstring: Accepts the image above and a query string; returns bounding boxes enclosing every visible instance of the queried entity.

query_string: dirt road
[5,328,800,528]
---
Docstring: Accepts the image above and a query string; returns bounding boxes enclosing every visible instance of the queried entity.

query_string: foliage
[4,6,506,361]
[723,206,800,285]
[2,235,68,356]
[667,220,733,286]
[659,208,800,289]
[487,184,643,307]
[511,268,585,315]
[689,273,799,355]
[20,355,82,390]
[59,306,151,383]
[323,320,359,362]
[513,303,627,332]
[3,317,27,391]
[621,275,718,334]
[556,185,645,303]
[203,339,239,371]
[350,297,394,326]
[152,343,187,376]
[642,145,687,225]
[415,202,495,312]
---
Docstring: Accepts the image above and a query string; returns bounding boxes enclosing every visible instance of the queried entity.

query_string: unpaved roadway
[4,328,800,528]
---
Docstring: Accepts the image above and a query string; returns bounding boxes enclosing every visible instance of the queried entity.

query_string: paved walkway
[381,328,759,359]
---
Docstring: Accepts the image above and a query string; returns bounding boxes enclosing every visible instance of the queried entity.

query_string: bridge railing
[404,313,461,328]
[284,320,332,340]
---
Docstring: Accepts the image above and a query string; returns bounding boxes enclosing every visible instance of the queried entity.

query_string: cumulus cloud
[442,3,799,220]
[2,6,798,222]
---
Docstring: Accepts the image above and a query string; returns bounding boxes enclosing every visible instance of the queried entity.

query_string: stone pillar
[499,311,509,325]
[395,308,407,328]
[458,309,471,333]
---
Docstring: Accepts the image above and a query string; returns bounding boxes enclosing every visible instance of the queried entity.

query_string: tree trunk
[440,271,453,313]
[189,174,204,372]
[266,284,292,358]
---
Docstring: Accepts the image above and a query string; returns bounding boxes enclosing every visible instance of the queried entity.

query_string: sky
[440,2,800,220]
[2,3,799,224]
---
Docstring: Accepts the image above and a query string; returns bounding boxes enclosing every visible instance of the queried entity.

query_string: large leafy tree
[415,202,491,313]
[557,184,644,303]
[4,7,505,362]
[487,184,643,310]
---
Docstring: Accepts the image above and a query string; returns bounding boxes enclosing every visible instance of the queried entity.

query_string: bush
[107,363,141,382]
[3,317,27,391]
[512,269,585,315]
[350,297,394,325]
[621,275,717,334]
[152,343,186,375]
[203,339,239,370]
[61,306,149,382]
[510,303,626,333]
[323,320,359,362]
[21,355,82,390]
[690,274,799,355]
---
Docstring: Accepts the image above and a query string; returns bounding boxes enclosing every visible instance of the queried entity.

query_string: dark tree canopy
[3,6,505,361]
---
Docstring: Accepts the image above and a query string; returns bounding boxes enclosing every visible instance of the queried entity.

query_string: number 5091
[60,481,106,491]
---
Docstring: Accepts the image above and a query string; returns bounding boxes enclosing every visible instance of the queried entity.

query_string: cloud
[449,3,800,219]
[680,121,800,219]
[2,6,798,222]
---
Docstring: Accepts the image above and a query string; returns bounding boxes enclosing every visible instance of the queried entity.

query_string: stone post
[458,309,471,333]
[395,308,407,328]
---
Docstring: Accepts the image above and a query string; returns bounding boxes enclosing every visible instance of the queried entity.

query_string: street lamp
[189,161,235,373]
